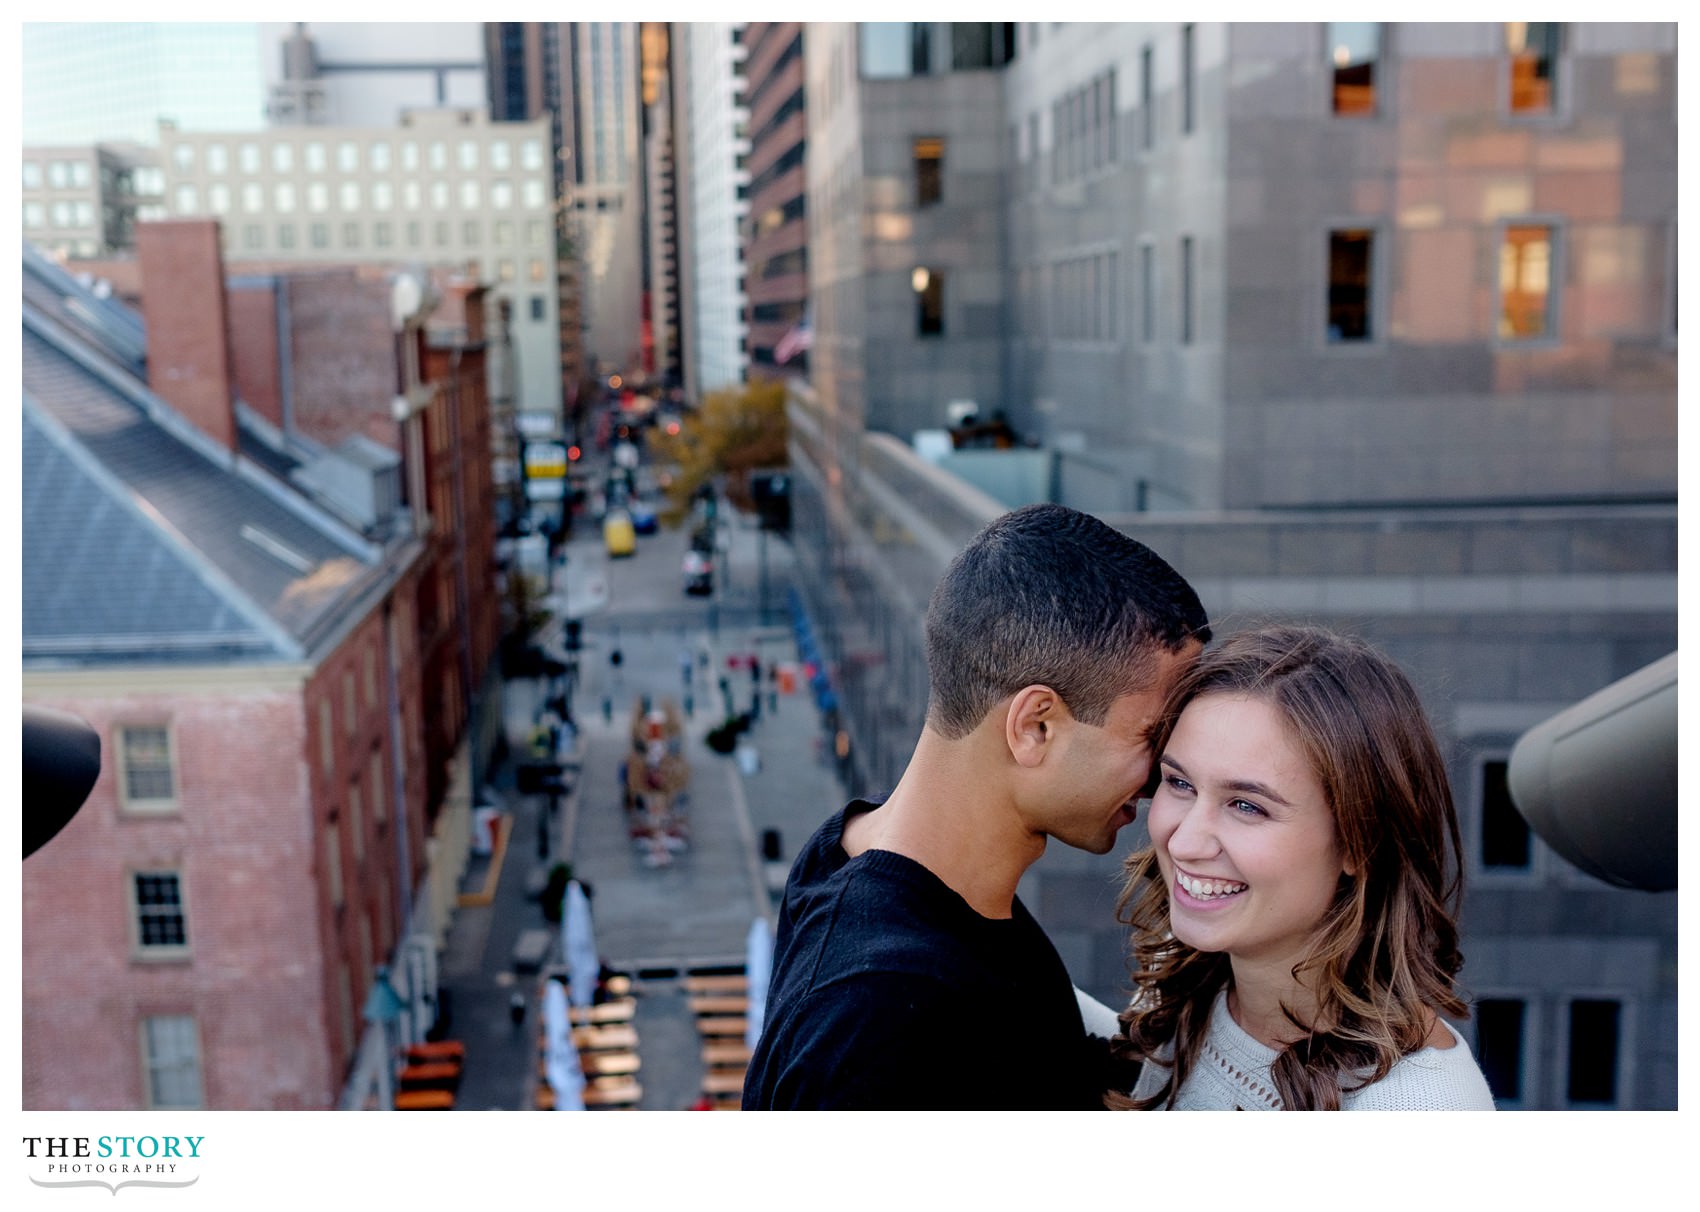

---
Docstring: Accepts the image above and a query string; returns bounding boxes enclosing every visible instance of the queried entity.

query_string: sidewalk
[435,597,851,1110]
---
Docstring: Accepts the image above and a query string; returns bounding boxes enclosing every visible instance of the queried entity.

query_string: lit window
[1499,223,1556,340]
[914,266,944,336]
[1327,228,1374,342]
[1508,23,1562,114]
[1329,23,1380,116]
[914,137,944,207]
[132,871,188,953]
[142,1016,202,1108]
[529,258,545,283]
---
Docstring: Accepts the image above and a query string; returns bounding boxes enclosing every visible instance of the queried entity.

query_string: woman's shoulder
[1343,1020,1498,1111]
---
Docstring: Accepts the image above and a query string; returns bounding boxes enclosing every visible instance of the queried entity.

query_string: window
[73,200,94,227]
[914,266,944,336]
[431,181,450,211]
[1329,23,1380,116]
[369,750,386,823]
[205,143,228,174]
[1566,999,1621,1106]
[243,223,263,250]
[142,1016,202,1108]
[1507,23,1562,114]
[1180,235,1195,344]
[272,142,294,173]
[530,296,546,321]
[324,822,344,908]
[406,220,421,247]
[528,219,546,245]
[1140,243,1156,342]
[337,141,359,172]
[319,700,335,775]
[523,180,547,209]
[207,183,230,214]
[498,259,515,282]
[242,182,264,213]
[339,182,361,211]
[429,141,447,171]
[463,219,481,245]
[22,160,41,188]
[490,140,511,170]
[1180,24,1196,135]
[350,782,365,862]
[403,181,422,211]
[459,140,480,171]
[369,141,391,172]
[24,201,45,227]
[528,258,545,283]
[310,222,329,249]
[275,182,297,213]
[239,142,261,173]
[494,219,513,246]
[521,139,544,170]
[1478,757,1531,869]
[460,180,481,209]
[434,221,451,247]
[278,223,296,249]
[172,144,195,172]
[307,182,329,213]
[492,180,514,209]
[173,184,198,214]
[342,221,360,248]
[1474,998,1527,1107]
[119,725,176,810]
[1140,44,1155,150]
[132,871,188,953]
[1327,228,1375,342]
[914,137,944,207]
[861,23,914,78]
[372,181,393,211]
[304,141,326,172]
[1500,223,1556,340]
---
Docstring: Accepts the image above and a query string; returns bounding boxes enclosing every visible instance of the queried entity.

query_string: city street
[437,474,850,1110]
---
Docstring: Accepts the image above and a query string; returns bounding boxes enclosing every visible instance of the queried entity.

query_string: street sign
[525,442,569,480]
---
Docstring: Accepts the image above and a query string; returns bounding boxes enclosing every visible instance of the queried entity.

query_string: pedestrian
[742,503,1210,1109]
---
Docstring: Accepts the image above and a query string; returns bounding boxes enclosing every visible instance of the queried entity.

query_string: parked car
[682,548,713,596]
[603,509,636,557]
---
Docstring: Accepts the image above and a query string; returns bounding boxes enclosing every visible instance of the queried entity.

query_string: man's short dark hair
[924,504,1210,738]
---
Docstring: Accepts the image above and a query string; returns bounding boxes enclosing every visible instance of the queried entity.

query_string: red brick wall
[21,685,331,1110]
[283,273,403,453]
[136,220,238,451]
[226,280,285,430]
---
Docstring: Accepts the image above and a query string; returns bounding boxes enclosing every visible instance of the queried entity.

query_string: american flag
[773,312,813,364]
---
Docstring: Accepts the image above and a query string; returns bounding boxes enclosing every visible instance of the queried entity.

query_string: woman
[1111,625,1495,1110]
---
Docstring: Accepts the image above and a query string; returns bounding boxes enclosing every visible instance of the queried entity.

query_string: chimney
[136,219,239,453]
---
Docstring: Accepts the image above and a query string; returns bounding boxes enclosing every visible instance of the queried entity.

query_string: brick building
[21,220,502,1109]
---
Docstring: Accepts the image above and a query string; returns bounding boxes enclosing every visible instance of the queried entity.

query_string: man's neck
[843,729,1044,920]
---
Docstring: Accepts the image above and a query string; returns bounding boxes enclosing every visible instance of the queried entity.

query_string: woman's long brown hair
[1108,625,1468,1110]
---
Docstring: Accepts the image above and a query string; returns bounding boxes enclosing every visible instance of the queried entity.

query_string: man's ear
[1005,684,1064,768]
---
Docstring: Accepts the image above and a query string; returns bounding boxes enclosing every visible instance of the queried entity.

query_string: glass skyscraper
[23,23,266,146]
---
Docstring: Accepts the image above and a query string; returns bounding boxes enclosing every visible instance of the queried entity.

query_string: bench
[682,974,749,995]
[700,1071,746,1098]
[700,1042,752,1069]
[569,998,637,1026]
[405,1040,465,1064]
[398,1061,461,1091]
[688,995,750,1017]
[583,1051,641,1078]
[572,1023,639,1052]
[394,1089,455,1110]
[695,1017,748,1038]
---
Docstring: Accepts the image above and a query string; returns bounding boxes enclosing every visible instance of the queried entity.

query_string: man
[743,504,1209,1109]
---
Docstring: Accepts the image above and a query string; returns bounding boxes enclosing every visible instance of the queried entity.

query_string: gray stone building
[787,21,1676,1109]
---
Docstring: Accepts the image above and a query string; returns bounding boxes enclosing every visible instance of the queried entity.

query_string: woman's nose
[1166,802,1218,861]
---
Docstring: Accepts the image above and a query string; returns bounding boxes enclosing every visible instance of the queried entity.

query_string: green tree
[649,380,788,522]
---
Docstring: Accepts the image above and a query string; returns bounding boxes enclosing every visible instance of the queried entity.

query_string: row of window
[21,158,92,190]
[1474,994,1628,1109]
[168,177,551,218]
[161,135,547,177]
[208,219,556,267]
[998,221,1571,348]
[23,200,96,230]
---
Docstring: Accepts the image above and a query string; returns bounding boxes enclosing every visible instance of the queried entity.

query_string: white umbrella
[562,879,600,1008]
[542,979,585,1111]
[745,916,774,1050]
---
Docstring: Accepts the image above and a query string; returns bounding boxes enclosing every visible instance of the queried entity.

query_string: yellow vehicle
[602,509,636,557]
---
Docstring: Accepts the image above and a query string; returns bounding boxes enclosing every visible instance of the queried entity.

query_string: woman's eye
[1230,799,1267,818]
[1162,773,1193,793]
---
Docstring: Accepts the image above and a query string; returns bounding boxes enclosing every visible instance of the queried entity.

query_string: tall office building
[639,23,683,388]
[676,22,751,397]
[22,23,266,146]
[741,23,811,380]
[790,21,1676,1109]
[259,22,486,128]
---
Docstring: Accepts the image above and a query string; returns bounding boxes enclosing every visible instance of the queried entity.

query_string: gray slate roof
[22,275,397,668]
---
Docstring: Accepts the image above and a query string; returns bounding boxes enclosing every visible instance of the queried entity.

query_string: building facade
[21,22,266,147]
[22,141,164,260]
[151,108,563,422]
[259,21,487,128]
[742,22,811,381]
[676,22,751,398]
[786,21,1677,1110]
